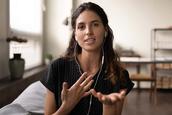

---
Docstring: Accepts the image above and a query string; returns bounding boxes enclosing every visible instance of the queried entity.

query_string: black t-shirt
[41,57,134,115]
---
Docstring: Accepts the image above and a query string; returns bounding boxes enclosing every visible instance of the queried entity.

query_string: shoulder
[120,69,130,82]
[120,69,134,94]
[121,69,129,77]
[52,57,67,64]
[50,57,75,68]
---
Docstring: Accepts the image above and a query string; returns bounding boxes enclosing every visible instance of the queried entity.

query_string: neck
[77,51,102,75]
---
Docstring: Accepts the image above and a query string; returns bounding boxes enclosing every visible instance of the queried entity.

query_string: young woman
[41,2,134,115]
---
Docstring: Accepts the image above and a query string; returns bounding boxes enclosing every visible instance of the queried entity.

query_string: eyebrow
[77,20,102,25]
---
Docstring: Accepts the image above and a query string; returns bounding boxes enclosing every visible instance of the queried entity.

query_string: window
[9,0,43,69]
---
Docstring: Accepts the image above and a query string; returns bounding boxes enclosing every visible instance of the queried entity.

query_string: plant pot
[45,58,51,65]
[9,53,25,80]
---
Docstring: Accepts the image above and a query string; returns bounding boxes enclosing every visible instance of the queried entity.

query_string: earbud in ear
[75,38,78,41]
[105,32,107,38]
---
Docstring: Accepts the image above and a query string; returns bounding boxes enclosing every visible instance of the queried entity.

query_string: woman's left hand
[90,89,126,105]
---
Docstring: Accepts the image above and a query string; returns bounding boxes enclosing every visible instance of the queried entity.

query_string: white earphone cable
[74,43,104,115]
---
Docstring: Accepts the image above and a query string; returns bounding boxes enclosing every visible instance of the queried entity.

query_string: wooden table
[120,57,172,73]
[120,57,172,104]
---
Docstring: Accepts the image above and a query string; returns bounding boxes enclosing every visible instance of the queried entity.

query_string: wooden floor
[122,89,172,115]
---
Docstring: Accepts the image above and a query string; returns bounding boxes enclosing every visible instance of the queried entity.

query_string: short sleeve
[40,58,66,107]
[119,70,134,95]
[40,61,57,93]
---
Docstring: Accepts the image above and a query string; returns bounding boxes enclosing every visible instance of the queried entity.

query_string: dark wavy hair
[64,2,124,85]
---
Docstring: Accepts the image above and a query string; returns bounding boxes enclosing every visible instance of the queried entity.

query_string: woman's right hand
[58,72,94,115]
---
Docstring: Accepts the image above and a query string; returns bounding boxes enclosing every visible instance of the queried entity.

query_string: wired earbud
[104,31,107,38]
[101,48,104,65]
[75,38,78,41]
[86,48,104,115]
[74,42,78,57]
[74,41,104,115]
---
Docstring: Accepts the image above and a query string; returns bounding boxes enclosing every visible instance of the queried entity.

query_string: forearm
[52,109,68,115]
[103,100,124,115]
[52,104,70,115]
[103,104,117,115]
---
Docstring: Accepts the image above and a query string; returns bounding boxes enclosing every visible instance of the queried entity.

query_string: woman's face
[75,10,106,53]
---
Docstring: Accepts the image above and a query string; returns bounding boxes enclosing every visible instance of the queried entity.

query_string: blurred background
[0,0,172,115]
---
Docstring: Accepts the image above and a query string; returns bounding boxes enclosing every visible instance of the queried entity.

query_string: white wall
[0,0,9,79]
[45,0,172,58]
[75,0,172,57]
[44,0,72,58]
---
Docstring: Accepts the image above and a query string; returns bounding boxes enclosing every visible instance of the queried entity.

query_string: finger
[62,82,68,93]
[119,89,126,99]
[82,90,92,97]
[120,89,126,96]
[74,72,88,86]
[61,82,68,99]
[91,89,104,101]
[96,92,103,101]
[101,96,113,104]
[110,94,120,103]
[83,80,94,91]
[90,89,98,97]
[80,75,93,87]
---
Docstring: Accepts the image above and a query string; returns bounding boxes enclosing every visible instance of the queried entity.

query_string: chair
[130,73,157,104]
[121,57,157,104]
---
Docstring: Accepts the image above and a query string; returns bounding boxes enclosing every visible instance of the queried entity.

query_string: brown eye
[77,24,85,30]
[93,22,99,27]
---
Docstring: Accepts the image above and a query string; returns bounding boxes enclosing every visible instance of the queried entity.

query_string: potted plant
[44,53,53,65]
[7,36,27,80]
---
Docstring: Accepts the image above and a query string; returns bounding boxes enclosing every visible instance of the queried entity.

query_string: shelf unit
[151,28,172,89]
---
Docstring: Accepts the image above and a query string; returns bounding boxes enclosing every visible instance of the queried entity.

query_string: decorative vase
[9,53,25,80]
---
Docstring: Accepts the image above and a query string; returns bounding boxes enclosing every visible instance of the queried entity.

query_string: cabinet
[151,28,172,89]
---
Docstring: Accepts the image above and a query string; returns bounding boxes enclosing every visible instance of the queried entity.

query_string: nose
[86,25,93,35]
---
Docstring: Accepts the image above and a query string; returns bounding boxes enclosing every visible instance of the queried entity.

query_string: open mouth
[84,38,96,44]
